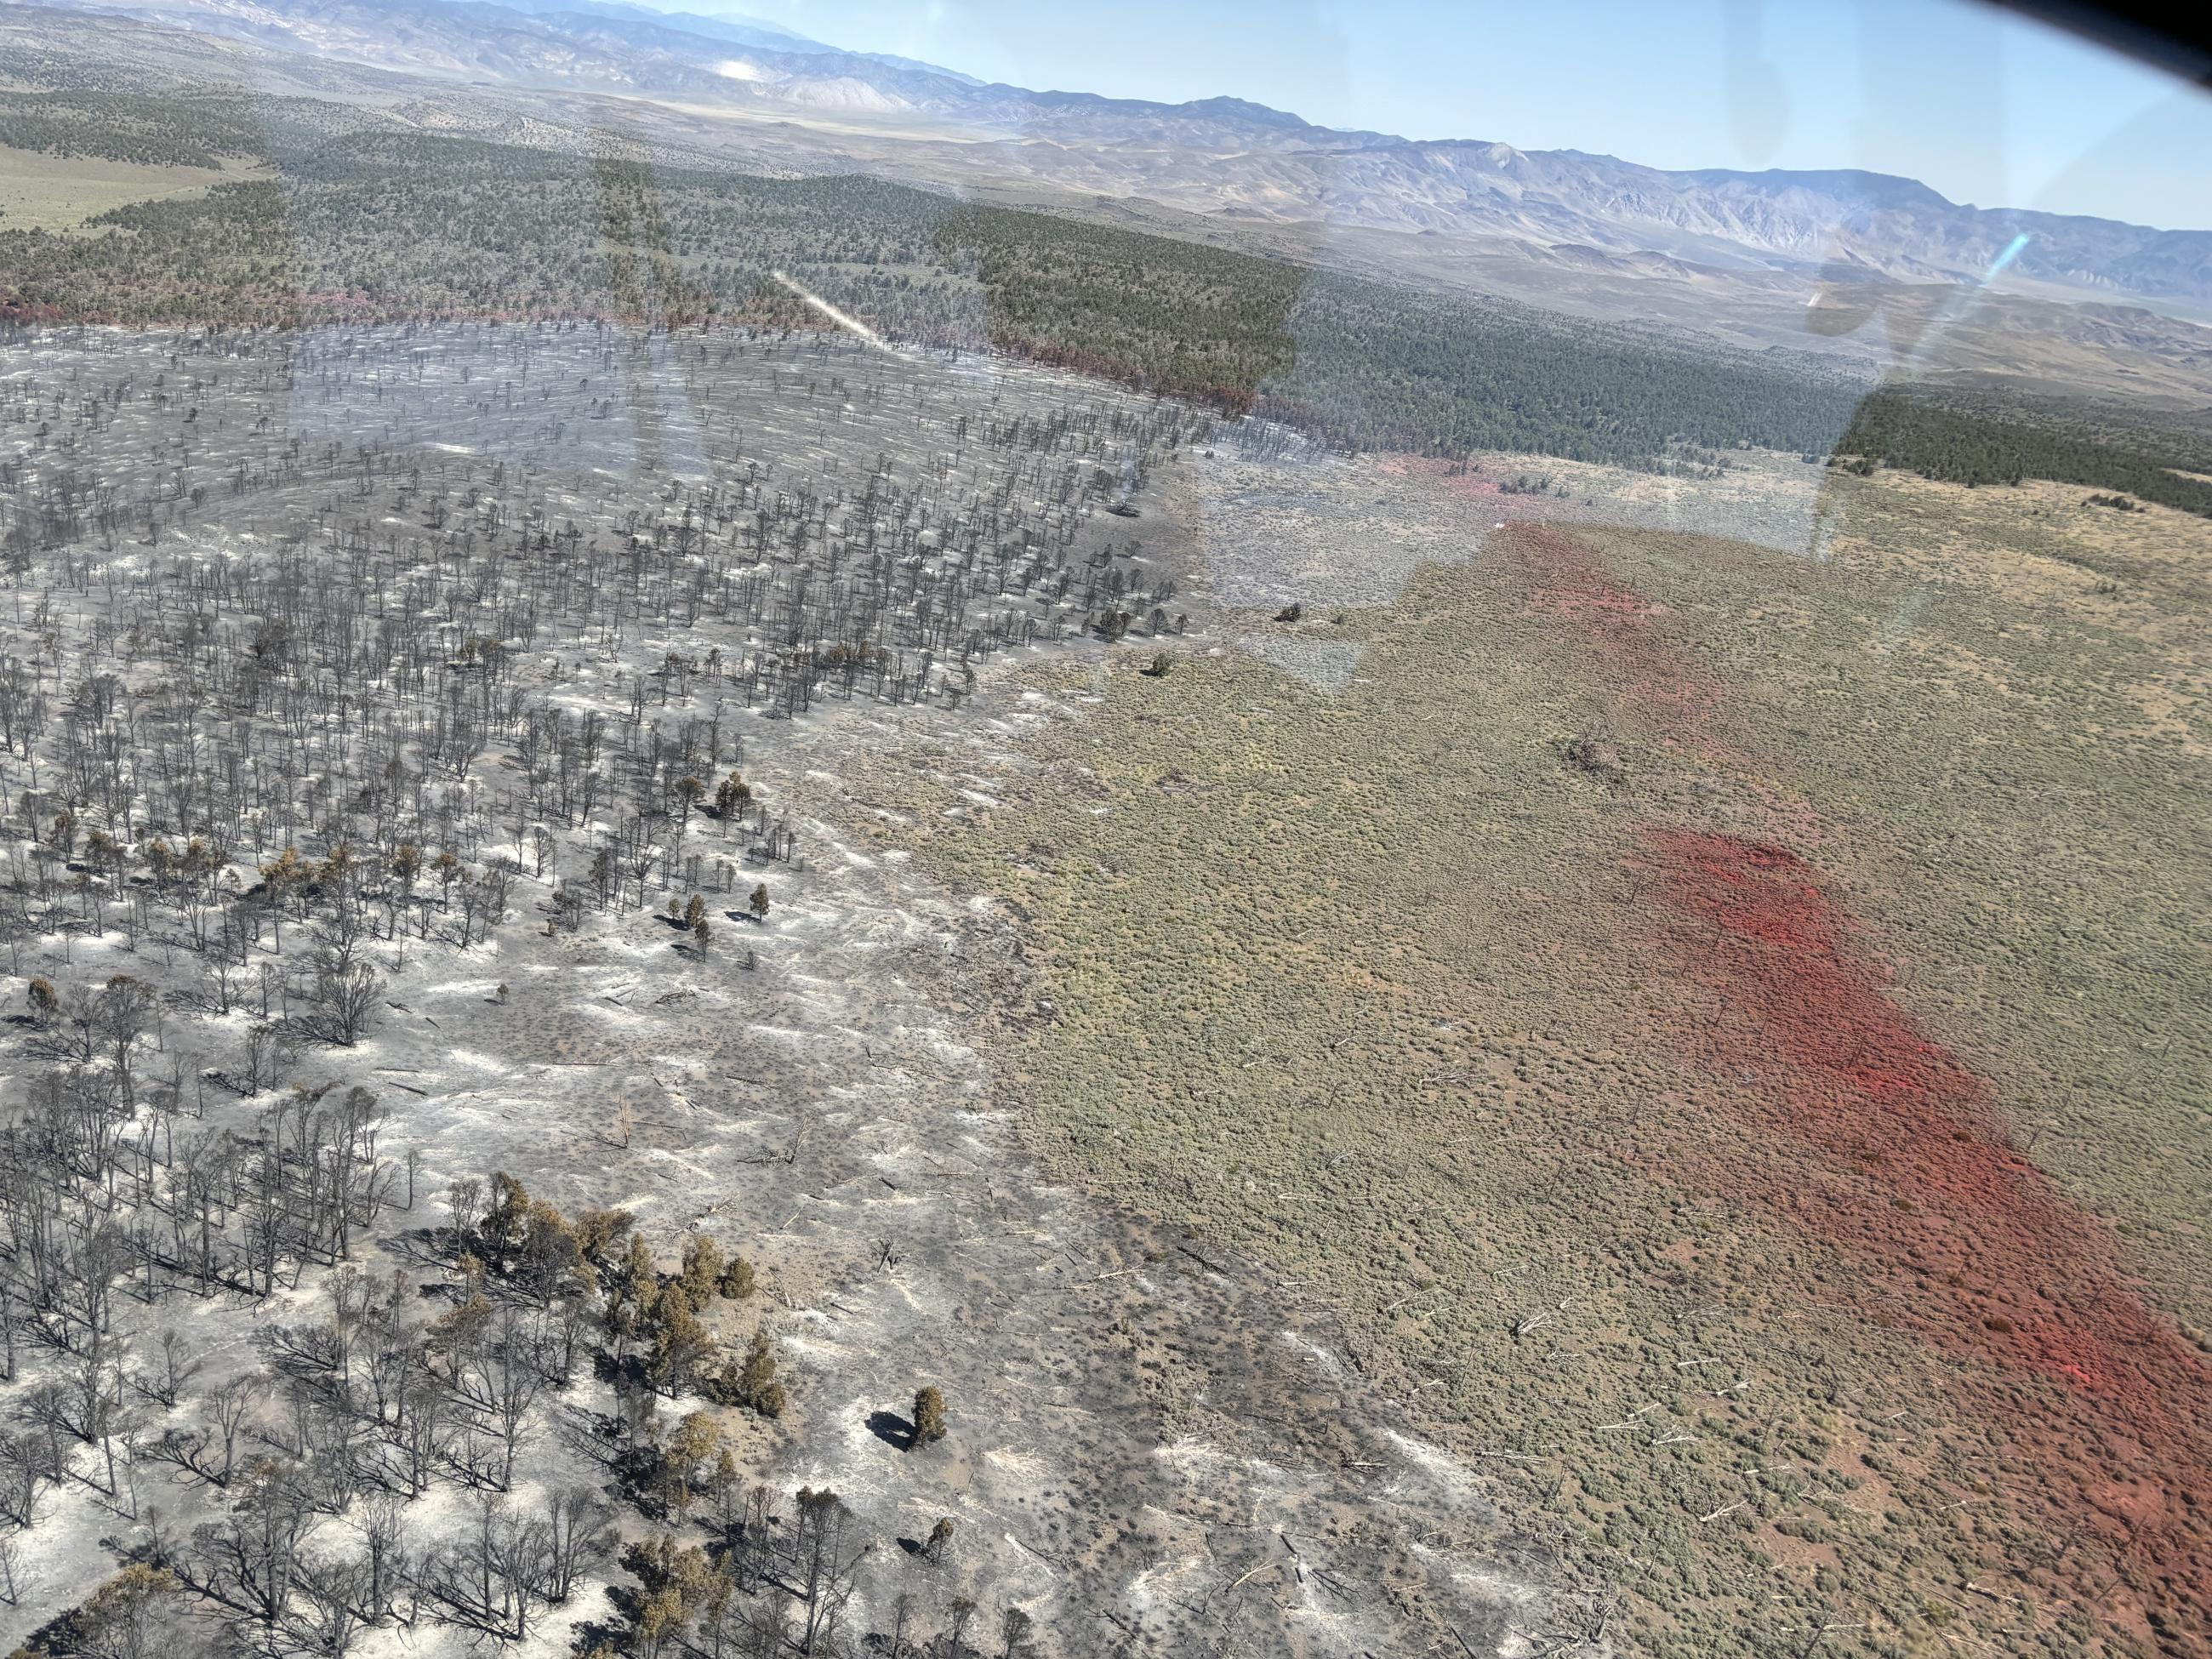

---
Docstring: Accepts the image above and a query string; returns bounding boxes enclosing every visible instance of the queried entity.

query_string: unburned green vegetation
[851,462,2212,1657]
[2,70,2210,513]
[0,145,248,234]
[0,90,265,168]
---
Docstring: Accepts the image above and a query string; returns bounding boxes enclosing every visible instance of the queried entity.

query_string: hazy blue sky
[708,0,2212,228]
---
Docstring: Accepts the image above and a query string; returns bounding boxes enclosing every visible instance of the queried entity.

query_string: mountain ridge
[14,0,2212,304]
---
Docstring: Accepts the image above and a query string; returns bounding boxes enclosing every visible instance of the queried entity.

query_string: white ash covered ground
[0,322,1565,1658]
[1175,422,1870,693]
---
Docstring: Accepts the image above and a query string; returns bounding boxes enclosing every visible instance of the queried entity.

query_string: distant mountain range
[20,0,2212,306]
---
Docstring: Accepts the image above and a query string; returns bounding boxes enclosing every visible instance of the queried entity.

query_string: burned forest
[8,3,2209,1656]
[0,321,1477,1659]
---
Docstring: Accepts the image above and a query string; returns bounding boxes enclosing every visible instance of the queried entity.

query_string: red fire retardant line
[1497,523,2211,1649]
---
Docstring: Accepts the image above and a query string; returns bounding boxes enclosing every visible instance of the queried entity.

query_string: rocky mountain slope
[16,0,2212,311]
[30,0,2212,307]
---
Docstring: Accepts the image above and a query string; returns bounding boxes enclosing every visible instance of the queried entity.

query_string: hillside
[24,0,2212,307]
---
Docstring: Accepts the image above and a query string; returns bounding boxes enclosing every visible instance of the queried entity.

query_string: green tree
[678,1236,724,1303]
[714,1327,785,1417]
[647,1287,711,1394]
[662,1411,722,1519]
[911,1385,948,1447]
